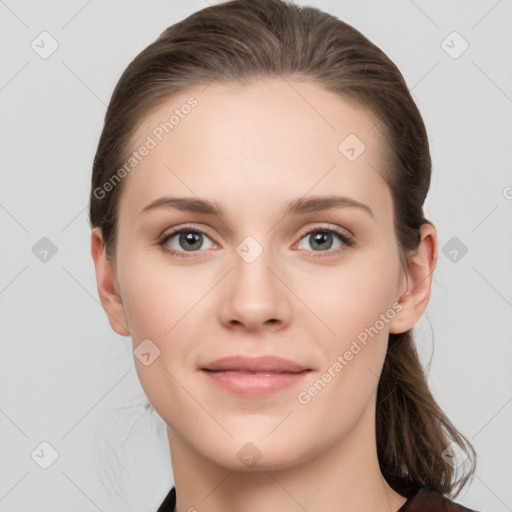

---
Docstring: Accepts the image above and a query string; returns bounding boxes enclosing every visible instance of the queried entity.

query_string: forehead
[119,78,391,225]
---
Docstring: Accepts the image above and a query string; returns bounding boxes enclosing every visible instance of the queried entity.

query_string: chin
[200,434,313,473]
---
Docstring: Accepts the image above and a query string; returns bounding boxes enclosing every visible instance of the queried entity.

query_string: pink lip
[201,356,312,398]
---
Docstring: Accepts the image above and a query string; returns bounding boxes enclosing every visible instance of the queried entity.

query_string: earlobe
[90,227,130,337]
[389,223,438,334]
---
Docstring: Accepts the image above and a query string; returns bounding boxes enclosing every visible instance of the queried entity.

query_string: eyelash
[156,224,356,259]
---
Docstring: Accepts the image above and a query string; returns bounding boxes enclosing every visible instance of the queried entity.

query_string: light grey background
[1,0,511,511]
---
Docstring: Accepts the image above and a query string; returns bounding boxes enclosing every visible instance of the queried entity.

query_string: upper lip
[202,356,310,373]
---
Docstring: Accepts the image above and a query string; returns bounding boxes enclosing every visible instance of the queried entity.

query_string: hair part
[89,0,476,496]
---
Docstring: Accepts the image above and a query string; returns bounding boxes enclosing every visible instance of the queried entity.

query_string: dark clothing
[397,486,478,511]
[156,484,479,511]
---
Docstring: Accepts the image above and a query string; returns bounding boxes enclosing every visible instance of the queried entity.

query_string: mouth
[201,355,312,398]
[202,355,310,373]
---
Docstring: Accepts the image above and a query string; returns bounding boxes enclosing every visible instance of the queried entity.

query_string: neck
[167,402,407,512]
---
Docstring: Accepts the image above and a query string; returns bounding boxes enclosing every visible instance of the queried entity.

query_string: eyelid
[297,224,354,243]
[156,223,215,243]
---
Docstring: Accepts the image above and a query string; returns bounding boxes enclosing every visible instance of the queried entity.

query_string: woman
[89,0,479,510]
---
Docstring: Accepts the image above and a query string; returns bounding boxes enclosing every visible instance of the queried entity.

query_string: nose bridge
[234,233,280,302]
[219,232,291,329]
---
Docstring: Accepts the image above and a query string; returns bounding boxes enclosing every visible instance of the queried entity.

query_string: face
[99,78,411,471]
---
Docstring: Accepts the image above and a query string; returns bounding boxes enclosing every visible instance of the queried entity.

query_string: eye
[157,226,215,257]
[296,226,355,256]
[157,225,355,259]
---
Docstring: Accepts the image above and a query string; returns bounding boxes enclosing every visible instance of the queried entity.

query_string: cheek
[293,269,396,449]
[117,253,207,388]
[118,252,189,339]
[293,245,400,410]
[117,258,199,420]
[303,251,400,350]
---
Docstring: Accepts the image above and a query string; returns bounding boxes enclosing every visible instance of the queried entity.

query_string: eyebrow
[139,194,374,219]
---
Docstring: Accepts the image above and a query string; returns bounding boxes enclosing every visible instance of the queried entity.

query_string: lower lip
[202,370,311,398]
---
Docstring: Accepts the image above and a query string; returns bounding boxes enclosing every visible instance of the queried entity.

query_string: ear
[389,222,438,334]
[90,227,130,336]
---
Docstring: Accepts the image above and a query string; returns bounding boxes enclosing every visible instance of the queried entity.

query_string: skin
[91,78,438,512]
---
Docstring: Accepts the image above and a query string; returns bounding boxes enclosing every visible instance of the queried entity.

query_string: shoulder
[400,487,481,512]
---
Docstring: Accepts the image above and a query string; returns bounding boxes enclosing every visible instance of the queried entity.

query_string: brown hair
[89,0,476,496]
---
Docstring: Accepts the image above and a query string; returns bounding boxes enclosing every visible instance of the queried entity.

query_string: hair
[89,0,476,498]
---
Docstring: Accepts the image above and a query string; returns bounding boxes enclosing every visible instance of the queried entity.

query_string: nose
[218,240,292,332]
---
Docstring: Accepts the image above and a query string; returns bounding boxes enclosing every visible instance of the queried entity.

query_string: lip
[201,356,312,398]
[202,355,309,373]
